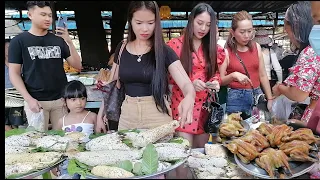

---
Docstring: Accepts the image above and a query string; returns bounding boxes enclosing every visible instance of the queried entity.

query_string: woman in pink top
[167,3,225,148]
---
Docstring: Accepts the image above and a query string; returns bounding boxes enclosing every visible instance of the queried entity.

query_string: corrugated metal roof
[17,19,284,31]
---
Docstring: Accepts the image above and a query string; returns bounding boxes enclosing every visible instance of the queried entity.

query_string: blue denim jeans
[226,87,263,116]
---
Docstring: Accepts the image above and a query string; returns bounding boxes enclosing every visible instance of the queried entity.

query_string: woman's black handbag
[102,41,126,122]
[203,90,224,134]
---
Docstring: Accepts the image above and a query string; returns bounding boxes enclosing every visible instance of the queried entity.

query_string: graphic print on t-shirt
[27,46,61,60]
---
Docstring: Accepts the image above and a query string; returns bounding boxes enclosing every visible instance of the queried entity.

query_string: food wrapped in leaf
[64,132,86,143]
[126,120,179,148]
[155,146,189,162]
[73,150,142,166]
[91,166,134,178]
[5,145,33,154]
[5,152,62,165]
[33,135,70,152]
[86,133,130,151]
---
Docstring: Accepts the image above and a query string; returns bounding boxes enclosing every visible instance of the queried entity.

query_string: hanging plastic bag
[28,109,45,132]
[272,95,295,122]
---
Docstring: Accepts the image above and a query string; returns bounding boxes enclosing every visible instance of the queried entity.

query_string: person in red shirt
[219,11,273,116]
[167,3,225,148]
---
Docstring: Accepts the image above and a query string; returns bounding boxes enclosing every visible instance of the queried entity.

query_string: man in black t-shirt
[8,1,82,130]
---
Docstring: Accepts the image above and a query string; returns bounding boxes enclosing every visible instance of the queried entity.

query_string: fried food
[240,129,270,152]
[225,139,259,164]
[279,140,318,162]
[266,124,293,147]
[95,68,110,82]
[282,128,319,144]
[257,123,274,136]
[219,113,246,138]
[64,61,80,73]
[255,148,292,178]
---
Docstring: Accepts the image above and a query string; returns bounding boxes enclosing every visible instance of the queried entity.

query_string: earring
[231,36,236,44]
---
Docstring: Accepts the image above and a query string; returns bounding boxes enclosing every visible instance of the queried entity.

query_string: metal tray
[86,158,188,179]
[14,157,67,179]
[234,154,316,179]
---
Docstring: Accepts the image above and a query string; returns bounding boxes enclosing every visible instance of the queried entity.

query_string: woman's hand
[177,95,195,128]
[96,111,107,133]
[193,79,206,92]
[272,83,282,97]
[232,72,252,85]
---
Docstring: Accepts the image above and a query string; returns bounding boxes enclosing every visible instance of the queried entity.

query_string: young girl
[55,80,97,179]
[56,80,97,140]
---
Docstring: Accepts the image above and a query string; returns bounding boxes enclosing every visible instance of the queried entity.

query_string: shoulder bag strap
[234,52,255,91]
[114,40,127,88]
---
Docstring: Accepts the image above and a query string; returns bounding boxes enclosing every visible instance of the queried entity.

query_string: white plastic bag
[272,95,295,121]
[28,109,45,132]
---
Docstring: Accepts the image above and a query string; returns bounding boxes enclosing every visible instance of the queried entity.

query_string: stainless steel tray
[14,157,67,179]
[86,158,188,179]
[234,154,316,179]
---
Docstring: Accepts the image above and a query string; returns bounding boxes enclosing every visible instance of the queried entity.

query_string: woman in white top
[254,29,283,88]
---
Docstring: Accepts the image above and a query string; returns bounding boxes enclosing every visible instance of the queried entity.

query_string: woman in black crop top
[96,1,196,132]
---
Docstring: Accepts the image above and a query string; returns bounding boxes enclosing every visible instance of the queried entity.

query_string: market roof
[5,1,296,12]
[16,19,284,31]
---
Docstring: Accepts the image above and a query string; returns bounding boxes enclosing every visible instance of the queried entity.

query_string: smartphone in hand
[56,16,67,35]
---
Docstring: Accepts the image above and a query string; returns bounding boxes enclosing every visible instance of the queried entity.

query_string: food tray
[234,154,316,179]
[85,157,188,179]
[14,157,67,179]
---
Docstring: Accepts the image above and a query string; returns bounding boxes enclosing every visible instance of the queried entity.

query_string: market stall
[185,113,319,179]
[65,62,110,109]
[5,113,319,179]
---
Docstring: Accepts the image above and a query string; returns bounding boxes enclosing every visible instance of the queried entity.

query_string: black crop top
[113,42,179,97]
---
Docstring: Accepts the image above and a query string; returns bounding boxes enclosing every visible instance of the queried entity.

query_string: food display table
[13,157,67,179]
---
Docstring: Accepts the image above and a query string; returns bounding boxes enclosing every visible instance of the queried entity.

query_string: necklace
[137,54,143,62]
[134,42,150,63]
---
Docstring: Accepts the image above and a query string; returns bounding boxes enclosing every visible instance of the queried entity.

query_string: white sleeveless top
[62,111,94,142]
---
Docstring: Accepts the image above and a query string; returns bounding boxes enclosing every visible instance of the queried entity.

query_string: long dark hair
[127,1,169,115]
[181,3,217,81]
[226,11,254,53]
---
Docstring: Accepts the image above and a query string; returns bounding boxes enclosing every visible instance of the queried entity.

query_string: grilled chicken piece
[255,148,292,178]
[257,123,274,136]
[282,128,319,144]
[266,124,293,147]
[240,130,270,152]
[225,139,259,164]
[279,140,318,162]
[227,112,242,122]
[219,123,246,138]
